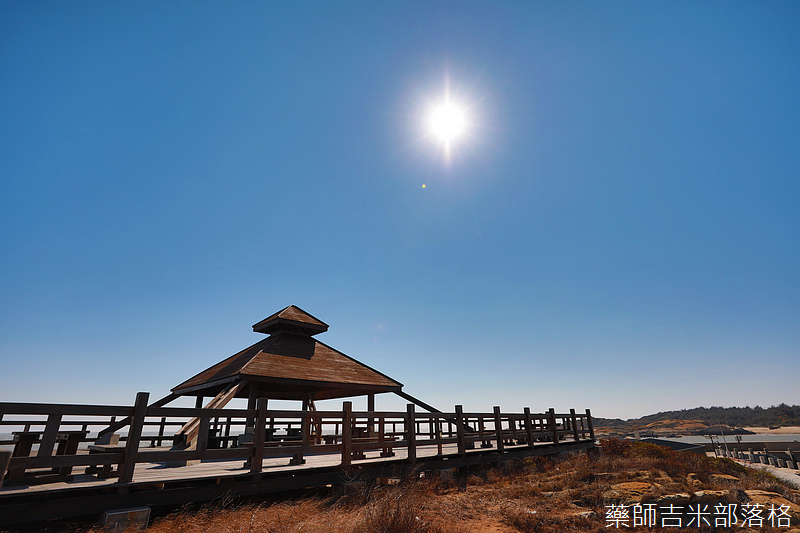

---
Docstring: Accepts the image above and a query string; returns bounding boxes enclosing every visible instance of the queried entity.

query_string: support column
[368,393,375,434]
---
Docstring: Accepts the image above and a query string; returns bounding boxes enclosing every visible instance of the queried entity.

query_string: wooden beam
[394,391,441,413]
[98,392,179,438]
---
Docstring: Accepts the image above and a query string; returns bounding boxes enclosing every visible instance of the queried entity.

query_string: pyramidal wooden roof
[252,305,328,336]
[172,305,402,401]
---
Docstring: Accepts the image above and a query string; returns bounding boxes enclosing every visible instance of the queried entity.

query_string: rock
[687,473,701,487]
[692,490,728,503]
[603,482,655,503]
[710,473,739,484]
[653,493,692,506]
[744,490,800,526]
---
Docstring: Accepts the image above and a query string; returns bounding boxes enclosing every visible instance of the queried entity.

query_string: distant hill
[636,404,800,427]
[593,404,800,437]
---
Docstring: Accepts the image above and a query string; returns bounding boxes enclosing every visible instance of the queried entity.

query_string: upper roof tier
[252,305,329,336]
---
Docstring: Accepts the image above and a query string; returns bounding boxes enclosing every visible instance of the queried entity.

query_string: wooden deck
[0,394,596,526]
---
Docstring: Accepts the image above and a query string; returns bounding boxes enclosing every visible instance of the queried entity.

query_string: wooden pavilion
[173,305,406,408]
[163,305,435,446]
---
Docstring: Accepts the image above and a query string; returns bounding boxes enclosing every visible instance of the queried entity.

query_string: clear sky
[1,2,797,420]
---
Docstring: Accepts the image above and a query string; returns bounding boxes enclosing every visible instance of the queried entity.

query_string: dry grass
[73,441,799,533]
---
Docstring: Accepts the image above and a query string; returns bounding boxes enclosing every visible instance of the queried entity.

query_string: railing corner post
[406,403,416,462]
[118,391,150,484]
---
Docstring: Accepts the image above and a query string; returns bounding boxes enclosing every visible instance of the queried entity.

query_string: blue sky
[1,2,797,420]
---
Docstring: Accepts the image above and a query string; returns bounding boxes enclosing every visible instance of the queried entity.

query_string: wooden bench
[52,430,88,477]
[8,431,41,481]
[85,434,123,478]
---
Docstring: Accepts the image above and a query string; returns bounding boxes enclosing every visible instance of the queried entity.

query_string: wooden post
[455,405,466,455]
[367,393,375,433]
[119,392,149,484]
[0,450,10,489]
[585,409,595,440]
[570,409,579,442]
[251,398,267,474]
[195,396,203,409]
[493,406,504,454]
[524,407,534,448]
[509,416,519,445]
[196,416,210,457]
[406,403,416,461]
[38,413,62,458]
[295,410,309,465]
[435,415,443,455]
[342,401,352,468]
[245,386,258,433]
[548,408,559,446]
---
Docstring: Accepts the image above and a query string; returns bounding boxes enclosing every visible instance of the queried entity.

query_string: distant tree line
[636,404,800,427]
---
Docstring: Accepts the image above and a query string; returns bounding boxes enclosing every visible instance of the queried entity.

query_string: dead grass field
[32,440,800,532]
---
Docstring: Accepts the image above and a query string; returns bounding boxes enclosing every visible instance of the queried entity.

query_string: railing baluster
[524,407,534,448]
[548,408,559,446]
[570,409,579,442]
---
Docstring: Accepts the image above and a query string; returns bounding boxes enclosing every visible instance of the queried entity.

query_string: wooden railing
[0,392,594,486]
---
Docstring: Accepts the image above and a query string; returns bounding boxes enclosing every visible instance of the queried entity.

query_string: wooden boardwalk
[0,394,596,526]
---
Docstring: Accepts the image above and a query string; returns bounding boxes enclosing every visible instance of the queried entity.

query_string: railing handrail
[1,393,594,487]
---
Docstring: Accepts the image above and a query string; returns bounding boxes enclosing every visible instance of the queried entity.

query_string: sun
[429,102,467,143]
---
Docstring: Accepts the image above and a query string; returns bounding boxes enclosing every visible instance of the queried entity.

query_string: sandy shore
[743,426,800,435]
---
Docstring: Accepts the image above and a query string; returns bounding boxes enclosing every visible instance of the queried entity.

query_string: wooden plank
[0,403,135,417]
[585,409,595,440]
[8,452,125,470]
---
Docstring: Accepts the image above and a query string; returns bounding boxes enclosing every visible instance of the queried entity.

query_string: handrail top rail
[0,402,136,416]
